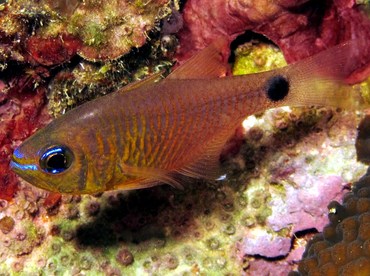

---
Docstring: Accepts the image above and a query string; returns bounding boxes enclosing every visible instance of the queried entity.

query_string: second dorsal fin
[167,38,229,80]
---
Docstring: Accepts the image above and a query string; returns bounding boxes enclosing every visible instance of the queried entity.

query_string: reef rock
[290,167,370,275]
[177,0,370,82]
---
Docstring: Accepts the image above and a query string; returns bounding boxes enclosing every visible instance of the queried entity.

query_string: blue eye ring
[39,146,74,174]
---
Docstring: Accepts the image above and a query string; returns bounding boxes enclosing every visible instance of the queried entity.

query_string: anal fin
[177,157,224,181]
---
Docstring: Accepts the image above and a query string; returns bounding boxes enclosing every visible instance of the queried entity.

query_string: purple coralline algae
[290,167,370,275]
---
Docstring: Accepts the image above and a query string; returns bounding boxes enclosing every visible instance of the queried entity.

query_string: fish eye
[39,146,74,174]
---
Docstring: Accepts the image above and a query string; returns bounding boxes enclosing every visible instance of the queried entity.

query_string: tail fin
[280,39,370,110]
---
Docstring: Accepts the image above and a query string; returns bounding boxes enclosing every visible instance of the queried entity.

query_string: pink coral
[238,175,347,259]
[0,77,50,200]
[26,35,81,66]
[177,0,370,82]
[268,175,346,233]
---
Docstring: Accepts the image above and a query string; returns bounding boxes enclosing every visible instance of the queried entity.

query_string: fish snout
[10,147,38,173]
[10,147,22,172]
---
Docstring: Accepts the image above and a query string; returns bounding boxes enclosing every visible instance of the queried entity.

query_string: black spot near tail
[266,75,290,102]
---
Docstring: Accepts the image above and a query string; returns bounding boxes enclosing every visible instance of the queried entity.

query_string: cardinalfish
[10,39,370,194]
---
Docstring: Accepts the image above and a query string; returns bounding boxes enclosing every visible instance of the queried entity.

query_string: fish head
[10,123,93,194]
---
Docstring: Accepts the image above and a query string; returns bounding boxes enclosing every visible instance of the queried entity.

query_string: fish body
[11,39,370,194]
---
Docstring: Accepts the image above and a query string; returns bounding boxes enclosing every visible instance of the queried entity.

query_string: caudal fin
[280,39,370,110]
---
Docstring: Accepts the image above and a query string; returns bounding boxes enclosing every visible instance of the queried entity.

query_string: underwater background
[1,0,370,275]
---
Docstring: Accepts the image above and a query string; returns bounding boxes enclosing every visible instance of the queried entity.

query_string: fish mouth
[10,159,38,172]
[10,153,43,189]
[10,150,38,175]
[9,159,19,172]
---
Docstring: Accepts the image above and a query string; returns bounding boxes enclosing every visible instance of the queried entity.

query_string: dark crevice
[228,31,277,64]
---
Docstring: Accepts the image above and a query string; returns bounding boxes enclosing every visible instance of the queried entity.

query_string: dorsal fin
[167,38,229,80]
[120,71,164,92]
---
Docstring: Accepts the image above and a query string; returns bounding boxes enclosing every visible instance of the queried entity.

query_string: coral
[0,216,15,234]
[0,40,367,275]
[233,103,366,274]
[289,168,370,276]
[232,42,287,76]
[116,248,134,266]
[1,1,370,274]
[356,111,370,164]
[65,0,172,60]
[26,35,81,66]
[0,0,179,198]
[46,41,175,117]
[43,192,62,215]
[0,0,173,63]
[177,0,370,83]
[0,77,49,200]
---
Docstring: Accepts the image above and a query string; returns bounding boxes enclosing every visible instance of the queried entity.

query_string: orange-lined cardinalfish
[10,39,370,194]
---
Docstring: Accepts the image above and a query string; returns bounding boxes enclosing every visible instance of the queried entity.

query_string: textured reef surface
[290,166,370,275]
[177,0,370,83]
[1,0,370,275]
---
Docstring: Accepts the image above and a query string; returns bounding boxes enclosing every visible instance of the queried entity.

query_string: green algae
[72,19,106,47]
[233,42,286,76]
[47,39,175,117]
[357,77,370,106]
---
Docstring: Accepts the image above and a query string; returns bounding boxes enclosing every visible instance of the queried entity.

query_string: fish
[10,39,370,194]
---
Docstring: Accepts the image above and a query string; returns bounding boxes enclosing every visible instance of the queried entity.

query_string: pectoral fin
[115,163,184,190]
[176,125,233,181]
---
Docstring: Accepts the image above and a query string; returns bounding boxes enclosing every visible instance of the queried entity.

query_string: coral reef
[0,0,173,62]
[177,0,370,83]
[289,167,370,275]
[46,41,175,117]
[0,0,178,199]
[1,0,370,274]
[0,77,49,201]
[0,106,365,274]
[0,40,368,274]
[356,111,370,164]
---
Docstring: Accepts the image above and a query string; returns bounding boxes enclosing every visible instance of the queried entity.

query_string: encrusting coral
[289,166,370,276]
[289,112,370,275]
